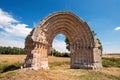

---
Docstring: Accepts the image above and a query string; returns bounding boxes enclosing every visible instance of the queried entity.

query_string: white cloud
[0,8,32,37]
[0,36,24,48]
[114,26,120,31]
[52,39,69,53]
[0,25,3,28]
[4,24,32,37]
[0,9,18,25]
[0,8,32,48]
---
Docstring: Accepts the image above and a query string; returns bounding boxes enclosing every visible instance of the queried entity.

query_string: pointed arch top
[28,12,95,49]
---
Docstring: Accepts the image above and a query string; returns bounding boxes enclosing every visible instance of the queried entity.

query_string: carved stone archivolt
[24,12,102,70]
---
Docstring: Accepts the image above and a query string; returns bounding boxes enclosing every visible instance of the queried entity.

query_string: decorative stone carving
[24,12,102,70]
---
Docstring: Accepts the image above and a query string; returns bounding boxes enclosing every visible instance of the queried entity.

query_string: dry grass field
[0,55,70,63]
[102,54,120,58]
[0,54,120,80]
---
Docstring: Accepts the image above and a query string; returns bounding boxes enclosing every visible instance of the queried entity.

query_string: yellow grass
[102,54,120,58]
[0,55,26,64]
[0,55,69,63]
[0,54,120,80]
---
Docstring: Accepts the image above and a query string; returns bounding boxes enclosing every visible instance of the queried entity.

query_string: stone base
[92,62,102,69]
[29,66,49,70]
[24,60,49,70]
[70,62,102,69]
[31,61,49,70]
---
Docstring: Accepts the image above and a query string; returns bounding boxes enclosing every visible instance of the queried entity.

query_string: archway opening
[52,34,69,53]
[49,34,70,69]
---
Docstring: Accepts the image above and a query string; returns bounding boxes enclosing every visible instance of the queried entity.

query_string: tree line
[0,46,25,54]
[49,49,70,57]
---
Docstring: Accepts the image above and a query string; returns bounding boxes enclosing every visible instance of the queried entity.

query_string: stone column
[24,43,49,70]
[92,39,102,69]
[70,42,96,69]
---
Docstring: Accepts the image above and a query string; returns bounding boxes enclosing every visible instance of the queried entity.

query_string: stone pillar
[24,42,49,70]
[70,42,96,69]
[92,39,102,69]
[92,48,102,69]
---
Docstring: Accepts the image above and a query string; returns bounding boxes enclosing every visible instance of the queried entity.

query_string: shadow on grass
[0,62,23,73]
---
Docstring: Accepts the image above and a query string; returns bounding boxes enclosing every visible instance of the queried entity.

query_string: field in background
[0,55,25,64]
[0,54,119,63]
[0,55,70,63]
[102,54,120,58]
[0,54,120,80]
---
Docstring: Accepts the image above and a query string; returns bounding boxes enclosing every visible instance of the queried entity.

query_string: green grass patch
[79,71,105,80]
[0,74,2,79]
[79,75,93,80]
[79,70,120,80]
[6,71,18,78]
[0,71,19,80]
[2,60,8,63]
[106,75,120,80]
[49,61,70,68]
[102,58,120,67]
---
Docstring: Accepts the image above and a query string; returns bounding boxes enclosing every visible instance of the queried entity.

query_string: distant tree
[92,30,103,53]
[50,48,70,57]
[96,38,103,53]
[92,30,97,36]
[65,30,103,54]
[65,38,70,51]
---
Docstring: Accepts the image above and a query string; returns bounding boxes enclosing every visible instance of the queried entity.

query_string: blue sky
[0,0,120,53]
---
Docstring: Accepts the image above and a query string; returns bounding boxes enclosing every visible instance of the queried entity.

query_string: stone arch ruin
[24,12,102,70]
